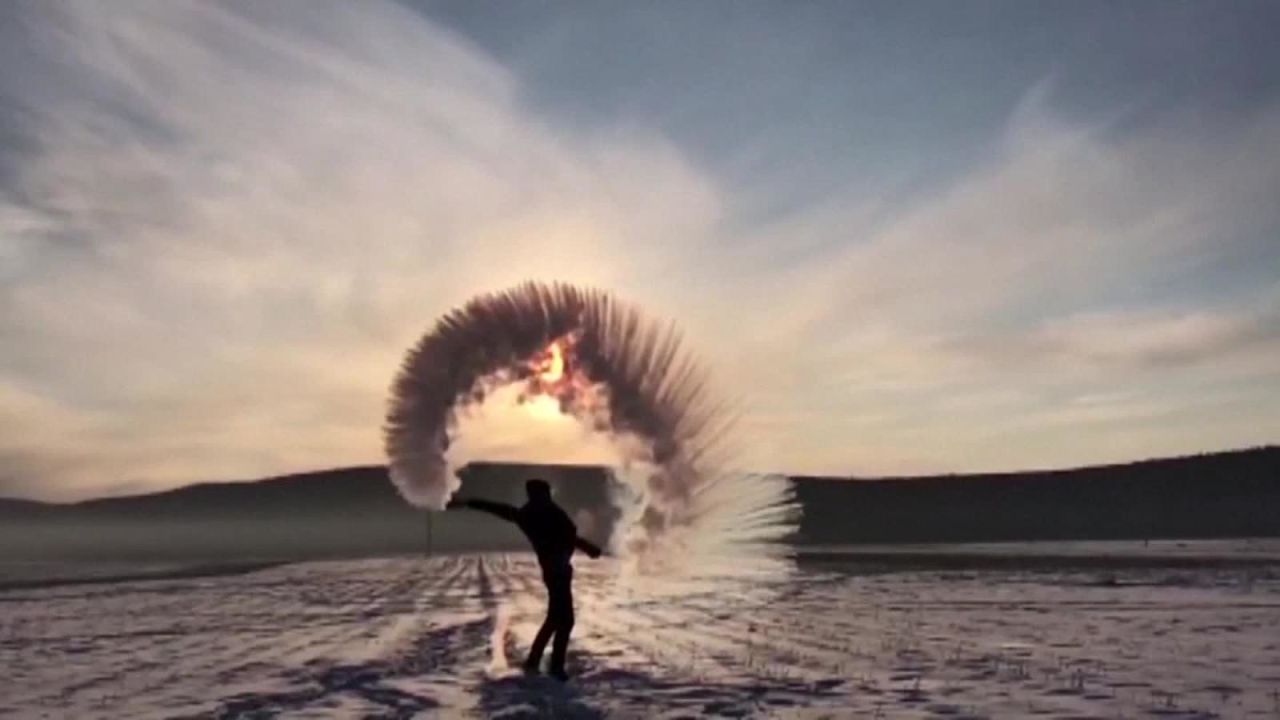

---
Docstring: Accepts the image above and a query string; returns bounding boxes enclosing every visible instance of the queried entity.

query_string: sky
[1,1,1278,501]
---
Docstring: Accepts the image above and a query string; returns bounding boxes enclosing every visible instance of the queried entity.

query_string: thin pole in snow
[425,510,433,557]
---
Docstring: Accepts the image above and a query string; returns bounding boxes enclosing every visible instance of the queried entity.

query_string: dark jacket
[465,499,600,574]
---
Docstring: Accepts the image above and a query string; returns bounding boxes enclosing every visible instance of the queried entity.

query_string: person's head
[525,478,552,504]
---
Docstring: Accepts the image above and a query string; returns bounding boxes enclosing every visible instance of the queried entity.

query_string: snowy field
[3,547,1280,719]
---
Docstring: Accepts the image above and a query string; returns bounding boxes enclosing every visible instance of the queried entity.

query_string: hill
[1,446,1277,562]
[794,445,1280,544]
[0,463,615,562]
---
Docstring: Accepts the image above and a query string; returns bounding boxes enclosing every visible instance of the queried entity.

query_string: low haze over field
[1,1,1278,500]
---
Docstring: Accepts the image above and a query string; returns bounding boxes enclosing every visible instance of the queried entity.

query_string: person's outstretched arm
[447,497,519,524]
[574,536,604,558]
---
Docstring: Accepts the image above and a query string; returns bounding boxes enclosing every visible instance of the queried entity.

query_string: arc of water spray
[384,280,799,584]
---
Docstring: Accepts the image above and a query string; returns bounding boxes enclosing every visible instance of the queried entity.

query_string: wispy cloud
[718,91,1280,475]
[1,2,1277,498]
[0,1,722,498]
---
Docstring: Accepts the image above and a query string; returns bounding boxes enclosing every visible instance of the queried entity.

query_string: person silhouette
[448,479,603,681]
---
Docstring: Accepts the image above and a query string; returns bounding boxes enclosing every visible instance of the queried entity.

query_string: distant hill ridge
[8,445,1277,506]
[1,446,1276,561]
[794,445,1280,543]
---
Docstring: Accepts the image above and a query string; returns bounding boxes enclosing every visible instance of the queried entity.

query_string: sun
[522,338,573,420]
[538,340,566,384]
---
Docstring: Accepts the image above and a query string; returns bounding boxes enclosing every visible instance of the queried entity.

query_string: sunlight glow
[524,393,565,421]
[537,341,566,384]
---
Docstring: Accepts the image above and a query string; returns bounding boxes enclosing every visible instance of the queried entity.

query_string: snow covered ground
[3,547,1280,718]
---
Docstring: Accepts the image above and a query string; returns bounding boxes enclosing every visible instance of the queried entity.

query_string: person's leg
[525,575,558,671]
[524,614,554,672]
[547,572,575,678]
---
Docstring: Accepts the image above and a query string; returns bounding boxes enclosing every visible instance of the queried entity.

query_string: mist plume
[385,281,797,579]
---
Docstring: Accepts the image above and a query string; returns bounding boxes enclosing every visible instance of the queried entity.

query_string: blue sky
[1,1,1277,499]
